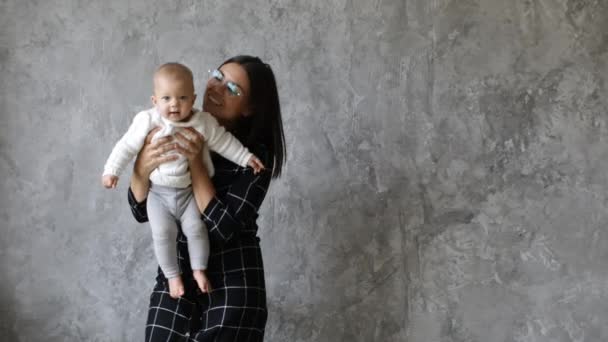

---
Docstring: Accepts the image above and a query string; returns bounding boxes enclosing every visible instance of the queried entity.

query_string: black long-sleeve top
[127,144,272,275]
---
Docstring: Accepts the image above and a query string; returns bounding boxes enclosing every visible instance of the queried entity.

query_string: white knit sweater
[103,108,252,188]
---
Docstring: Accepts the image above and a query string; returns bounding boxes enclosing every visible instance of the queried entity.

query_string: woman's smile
[207,93,222,106]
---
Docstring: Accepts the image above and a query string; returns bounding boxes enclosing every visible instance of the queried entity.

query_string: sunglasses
[208,69,243,97]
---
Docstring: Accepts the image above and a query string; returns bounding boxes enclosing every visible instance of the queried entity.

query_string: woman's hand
[133,127,179,179]
[130,127,178,202]
[174,127,206,164]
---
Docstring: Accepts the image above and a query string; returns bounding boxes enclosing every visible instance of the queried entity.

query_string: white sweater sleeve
[103,111,152,176]
[200,113,252,167]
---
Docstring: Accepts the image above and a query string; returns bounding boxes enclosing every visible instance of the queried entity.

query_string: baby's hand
[247,156,265,174]
[102,174,119,189]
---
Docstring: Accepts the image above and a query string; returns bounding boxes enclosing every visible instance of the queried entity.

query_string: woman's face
[202,62,251,128]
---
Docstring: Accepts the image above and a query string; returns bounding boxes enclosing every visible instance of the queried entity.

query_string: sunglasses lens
[227,82,241,96]
[209,69,241,96]
[211,69,223,81]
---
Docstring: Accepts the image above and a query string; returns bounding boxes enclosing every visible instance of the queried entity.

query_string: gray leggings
[147,183,209,279]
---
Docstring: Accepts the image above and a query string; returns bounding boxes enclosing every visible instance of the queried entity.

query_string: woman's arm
[173,128,216,212]
[127,186,149,223]
[189,154,216,213]
[175,129,272,247]
[130,164,151,203]
[201,167,271,246]
[127,128,179,221]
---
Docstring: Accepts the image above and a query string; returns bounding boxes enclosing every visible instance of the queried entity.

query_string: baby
[101,62,263,298]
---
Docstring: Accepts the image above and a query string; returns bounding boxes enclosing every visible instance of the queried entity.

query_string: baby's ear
[151,95,157,105]
[192,93,197,105]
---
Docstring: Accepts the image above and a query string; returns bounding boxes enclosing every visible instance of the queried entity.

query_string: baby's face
[152,75,196,122]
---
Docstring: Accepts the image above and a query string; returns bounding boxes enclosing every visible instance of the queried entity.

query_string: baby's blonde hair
[153,62,194,89]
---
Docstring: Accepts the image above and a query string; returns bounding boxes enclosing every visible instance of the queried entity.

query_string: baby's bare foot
[168,276,185,298]
[193,270,211,293]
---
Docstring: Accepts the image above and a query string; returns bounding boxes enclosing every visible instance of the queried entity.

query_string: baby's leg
[179,191,211,293]
[147,187,184,298]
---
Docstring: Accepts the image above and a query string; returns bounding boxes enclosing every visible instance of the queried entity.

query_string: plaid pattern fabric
[128,145,272,342]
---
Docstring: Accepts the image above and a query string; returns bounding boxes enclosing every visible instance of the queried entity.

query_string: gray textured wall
[1,0,607,341]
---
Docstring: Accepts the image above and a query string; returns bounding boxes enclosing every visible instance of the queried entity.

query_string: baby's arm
[199,113,264,172]
[102,111,153,188]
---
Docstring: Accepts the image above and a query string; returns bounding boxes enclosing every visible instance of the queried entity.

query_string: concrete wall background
[1,0,607,341]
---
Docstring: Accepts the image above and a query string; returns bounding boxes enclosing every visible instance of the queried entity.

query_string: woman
[128,55,286,341]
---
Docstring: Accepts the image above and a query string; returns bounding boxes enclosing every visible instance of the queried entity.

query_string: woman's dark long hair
[220,55,286,178]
